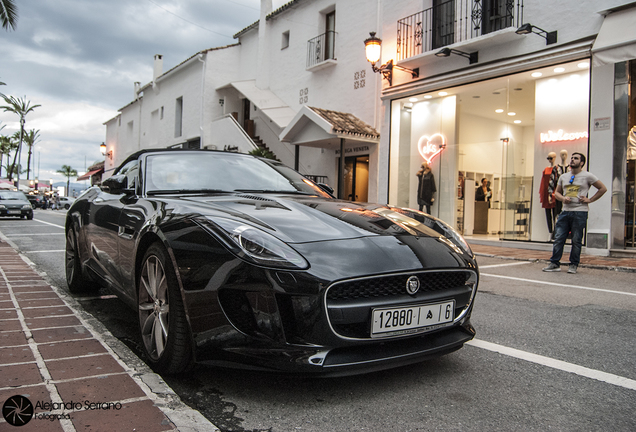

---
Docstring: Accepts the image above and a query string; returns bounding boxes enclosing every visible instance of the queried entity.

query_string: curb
[473,252,636,273]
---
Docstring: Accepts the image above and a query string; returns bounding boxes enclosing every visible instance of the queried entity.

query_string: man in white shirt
[542,152,607,274]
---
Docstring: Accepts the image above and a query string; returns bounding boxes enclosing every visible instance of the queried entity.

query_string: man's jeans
[549,211,588,266]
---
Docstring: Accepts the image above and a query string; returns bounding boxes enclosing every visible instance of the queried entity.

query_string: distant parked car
[59,196,76,210]
[27,195,45,209]
[0,191,34,219]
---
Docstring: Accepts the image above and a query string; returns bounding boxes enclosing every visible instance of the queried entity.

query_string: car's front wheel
[138,243,193,374]
[65,228,94,293]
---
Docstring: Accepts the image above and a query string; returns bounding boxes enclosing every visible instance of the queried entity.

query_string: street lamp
[100,142,112,160]
[364,32,418,86]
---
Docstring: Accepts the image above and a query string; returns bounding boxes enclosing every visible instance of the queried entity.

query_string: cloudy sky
[0,0,286,185]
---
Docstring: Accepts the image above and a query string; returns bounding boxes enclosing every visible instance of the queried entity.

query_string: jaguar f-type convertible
[65,149,479,376]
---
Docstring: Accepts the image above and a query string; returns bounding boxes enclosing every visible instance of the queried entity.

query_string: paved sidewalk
[0,241,217,431]
[469,242,636,272]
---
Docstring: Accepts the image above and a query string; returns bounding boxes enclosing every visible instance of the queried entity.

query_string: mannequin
[416,161,436,213]
[549,149,569,219]
[540,152,557,238]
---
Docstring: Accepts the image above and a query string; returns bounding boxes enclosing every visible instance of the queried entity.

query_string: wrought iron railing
[307,31,337,68]
[397,0,524,61]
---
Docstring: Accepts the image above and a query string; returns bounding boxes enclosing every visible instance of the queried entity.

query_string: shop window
[388,60,590,243]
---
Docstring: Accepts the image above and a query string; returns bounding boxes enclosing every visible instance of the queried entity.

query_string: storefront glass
[389,60,591,242]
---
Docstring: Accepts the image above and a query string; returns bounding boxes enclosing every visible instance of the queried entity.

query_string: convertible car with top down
[65,149,479,376]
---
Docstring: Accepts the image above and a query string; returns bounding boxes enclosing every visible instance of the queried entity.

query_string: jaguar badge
[406,276,420,295]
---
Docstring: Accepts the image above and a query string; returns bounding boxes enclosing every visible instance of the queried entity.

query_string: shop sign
[417,133,446,163]
[335,145,370,156]
[540,129,588,143]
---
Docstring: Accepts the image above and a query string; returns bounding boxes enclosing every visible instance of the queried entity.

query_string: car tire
[65,204,70,210]
[138,243,193,374]
[26,213,33,220]
[65,228,95,293]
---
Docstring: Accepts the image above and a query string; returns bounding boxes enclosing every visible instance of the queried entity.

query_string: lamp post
[16,117,25,190]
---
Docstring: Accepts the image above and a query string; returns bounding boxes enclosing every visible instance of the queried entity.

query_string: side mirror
[317,183,335,196]
[100,175,133,195]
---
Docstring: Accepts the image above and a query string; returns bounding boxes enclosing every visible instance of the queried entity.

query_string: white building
[105,0,636,256]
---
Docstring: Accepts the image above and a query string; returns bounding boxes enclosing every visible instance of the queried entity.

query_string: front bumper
[0,208,33,217]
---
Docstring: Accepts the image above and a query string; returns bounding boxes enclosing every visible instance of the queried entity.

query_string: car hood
[173,194,459,246]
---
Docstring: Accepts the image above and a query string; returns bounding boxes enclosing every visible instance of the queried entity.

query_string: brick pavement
[0,241,217,432]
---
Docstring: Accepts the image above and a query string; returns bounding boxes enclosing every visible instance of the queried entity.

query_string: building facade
[104,0,636,256]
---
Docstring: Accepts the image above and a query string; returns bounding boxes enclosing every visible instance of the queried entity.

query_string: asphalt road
[2,210,635,432]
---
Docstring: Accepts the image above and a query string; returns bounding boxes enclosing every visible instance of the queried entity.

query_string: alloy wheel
[139,255,170,360]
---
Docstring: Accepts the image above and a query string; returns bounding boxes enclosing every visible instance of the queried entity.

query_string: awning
[279,106,380,149]
[592,7,636,67]
[216,80,296,128]
[77,168,103,181]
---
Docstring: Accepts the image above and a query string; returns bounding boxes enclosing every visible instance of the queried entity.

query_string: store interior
[390,60,591,243]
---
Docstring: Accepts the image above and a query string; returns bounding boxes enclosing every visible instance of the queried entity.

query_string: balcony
[307,31,337,70]
[397,0,524,61]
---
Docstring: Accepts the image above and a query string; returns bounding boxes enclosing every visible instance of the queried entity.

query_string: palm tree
[1,0,18,31]
[57,165,77,195]
[23,129,39,180]
[0,134,13,178]
[0,95,40,188]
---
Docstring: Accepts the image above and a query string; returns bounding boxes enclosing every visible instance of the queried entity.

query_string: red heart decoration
[417,133,446,164]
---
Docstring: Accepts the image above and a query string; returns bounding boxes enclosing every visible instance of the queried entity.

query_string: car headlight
[0,205,5,209]
[200,218,309,270]
[22,204,32,210]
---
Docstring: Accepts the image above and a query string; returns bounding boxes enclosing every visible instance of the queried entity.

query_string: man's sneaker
[567,265,578,274]
[542,263,561,272]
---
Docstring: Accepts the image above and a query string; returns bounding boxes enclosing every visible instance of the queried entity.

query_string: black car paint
[67,150,478,375]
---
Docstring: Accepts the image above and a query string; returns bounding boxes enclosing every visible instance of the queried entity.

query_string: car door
[84,159,138,293]
[116,160,150,304]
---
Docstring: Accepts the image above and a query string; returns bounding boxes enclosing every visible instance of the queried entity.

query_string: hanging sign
[540,129,588,143]
[417,133,446,163]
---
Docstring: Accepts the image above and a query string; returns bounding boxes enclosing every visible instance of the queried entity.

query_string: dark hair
[481,177,487,183]
[572,152,586,166]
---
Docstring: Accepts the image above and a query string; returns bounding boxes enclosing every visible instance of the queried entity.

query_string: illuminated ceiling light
[554,67,565,73]
[438,91,448,96]
[409,97,418,102]
[514,120,522,124]
[495,109,504,113]
[404,102,413,107]
[424,95,433,99]
[531,72,543,78]
[578,62,590,69]
[507,112,516,116]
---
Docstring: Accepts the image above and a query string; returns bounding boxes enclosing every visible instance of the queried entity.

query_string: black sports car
[65,149,479,376]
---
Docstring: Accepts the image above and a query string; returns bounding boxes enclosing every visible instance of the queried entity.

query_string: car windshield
[0,192,27,201]
[144,152,332,197]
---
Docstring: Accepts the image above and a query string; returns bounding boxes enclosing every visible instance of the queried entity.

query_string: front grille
[327,271,470,301]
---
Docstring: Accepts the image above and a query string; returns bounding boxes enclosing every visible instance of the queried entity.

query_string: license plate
[371,301,455,337]
[7,210,20,215]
